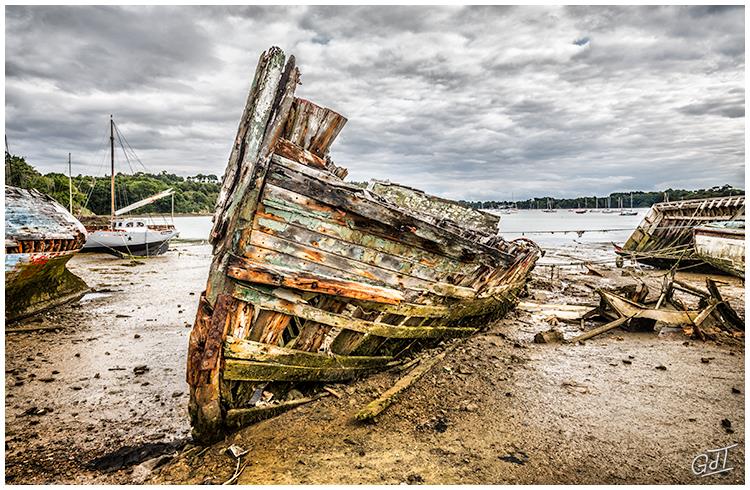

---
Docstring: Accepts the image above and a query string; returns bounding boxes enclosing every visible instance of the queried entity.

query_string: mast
[110,115,115,229]
[68,152,73,214]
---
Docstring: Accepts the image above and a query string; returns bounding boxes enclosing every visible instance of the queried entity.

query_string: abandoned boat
[80,116,179,257]
[615,195,745,270]
[5,186,89,321]
[186,47,542,443]
[694,220,745,278]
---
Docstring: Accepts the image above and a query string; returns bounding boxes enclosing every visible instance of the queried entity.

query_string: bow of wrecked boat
[186,47,542,443]
[5,186,89,321]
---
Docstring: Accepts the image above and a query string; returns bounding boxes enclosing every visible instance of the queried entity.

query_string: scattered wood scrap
[355,350,448,422]
[568,277,744,343]
[517,301,597,321]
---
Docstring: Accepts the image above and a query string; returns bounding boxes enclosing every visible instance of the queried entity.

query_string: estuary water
[169,208,648,250]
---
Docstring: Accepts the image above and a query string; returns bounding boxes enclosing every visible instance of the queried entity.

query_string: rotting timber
[186,47,542,443]
[615,195,745,270]
[5,186,89,321]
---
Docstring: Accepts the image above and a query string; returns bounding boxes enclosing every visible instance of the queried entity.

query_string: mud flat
[4,242,211,484]
[4,241,745,484]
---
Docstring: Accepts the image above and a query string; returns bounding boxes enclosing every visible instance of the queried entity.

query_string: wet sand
[4,241,745,484]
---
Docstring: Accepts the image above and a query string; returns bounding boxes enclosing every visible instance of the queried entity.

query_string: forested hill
[5,152,220,215]
[460,185,744,210]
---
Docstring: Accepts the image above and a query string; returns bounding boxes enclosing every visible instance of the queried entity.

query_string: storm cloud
[5,5,744,200]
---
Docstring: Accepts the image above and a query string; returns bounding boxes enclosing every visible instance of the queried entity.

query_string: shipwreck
[5,186,89,321]
[615,195,745,272]
[186,47,542,443]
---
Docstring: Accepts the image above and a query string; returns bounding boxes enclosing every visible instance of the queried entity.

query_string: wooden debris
[323,386,342,399]
[569,316,630,343]
[517,301,596,321]
[355,351,448,421]
[6,325,64,334]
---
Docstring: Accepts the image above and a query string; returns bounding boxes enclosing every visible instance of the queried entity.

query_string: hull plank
[186,47,542,443]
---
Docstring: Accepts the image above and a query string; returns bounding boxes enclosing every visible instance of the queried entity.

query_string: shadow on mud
[87,438,188,472]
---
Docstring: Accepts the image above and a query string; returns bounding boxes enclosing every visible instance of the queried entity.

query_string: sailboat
[80,116,179,256]
[602,195,618,214]
[542,197,557,213]
[589,196,601,213]
[620,192,638,216]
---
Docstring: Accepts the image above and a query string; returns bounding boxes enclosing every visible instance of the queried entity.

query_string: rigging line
[114,126,136,175]
[114,121,149,173]
[81,123,112,213]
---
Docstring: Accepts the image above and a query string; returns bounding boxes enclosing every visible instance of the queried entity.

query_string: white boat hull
[82,228,179,256]
[694,227,744,278]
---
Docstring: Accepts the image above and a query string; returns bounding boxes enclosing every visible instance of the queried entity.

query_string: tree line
[459,185,743,210]
[5,152,220,215]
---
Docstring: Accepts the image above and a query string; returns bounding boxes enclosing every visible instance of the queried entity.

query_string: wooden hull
[5,251,88,321]
[186,47,542,443]
[5,186,89,320]
[694,224,745,278]
[617,196,745,269]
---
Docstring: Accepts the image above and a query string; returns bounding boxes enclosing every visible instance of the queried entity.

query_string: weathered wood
[268,156,507,264]
[224,336,392,368]
[618,195,745,268]
[242,242,478,300]
[283,98,347,158]
[568,316,630,343]
[6,325,65,333]
[225,393,329,430]
[517,301,597,321]
[245,230,479,299]
[231,283,477,339]
[252,210,459,283]
[258,187,483,275]
[599,290,701,324]
[355,350,448,421]
[227,254,404,304]
[210,48,288,249]
[224,359,385,382]
[706,279,744,330]
[274,138,328,170]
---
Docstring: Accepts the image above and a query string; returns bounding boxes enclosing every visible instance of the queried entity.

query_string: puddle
[80,292,112,303]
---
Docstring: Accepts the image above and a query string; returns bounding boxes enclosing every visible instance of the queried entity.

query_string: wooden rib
[224,359,384,382]
[232,283,477,339]
[227,254,404,304]
[225,394,328,430]
[224,336,392,368]
[259,312,292,345]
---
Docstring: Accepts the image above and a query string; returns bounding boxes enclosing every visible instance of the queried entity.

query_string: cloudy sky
[5,5,745,200]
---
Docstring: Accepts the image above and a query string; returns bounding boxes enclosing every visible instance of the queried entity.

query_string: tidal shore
[4,240,744,484]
